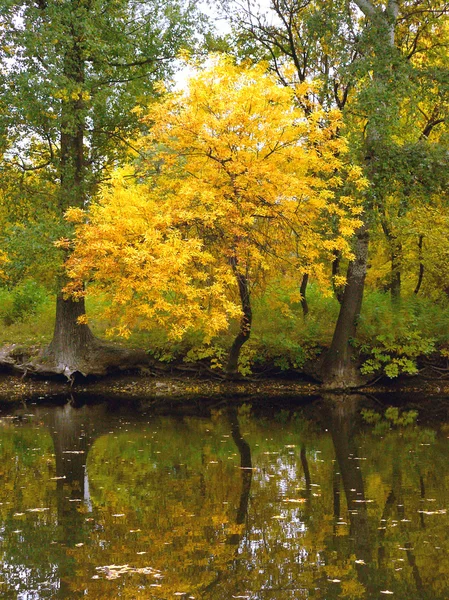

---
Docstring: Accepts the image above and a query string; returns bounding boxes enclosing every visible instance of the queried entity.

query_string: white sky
[173,0,274,89]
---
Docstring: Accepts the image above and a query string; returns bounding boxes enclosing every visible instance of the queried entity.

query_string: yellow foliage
[66,55,364,340]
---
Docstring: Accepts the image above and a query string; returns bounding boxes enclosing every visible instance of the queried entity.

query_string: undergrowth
[0,281,448,378]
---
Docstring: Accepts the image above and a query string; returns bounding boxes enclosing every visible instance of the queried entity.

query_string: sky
[174,0,274,89]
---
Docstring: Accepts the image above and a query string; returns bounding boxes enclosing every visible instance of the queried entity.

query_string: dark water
[0,394,448,599]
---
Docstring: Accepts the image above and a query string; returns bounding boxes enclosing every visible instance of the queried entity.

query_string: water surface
[0,395,448,599]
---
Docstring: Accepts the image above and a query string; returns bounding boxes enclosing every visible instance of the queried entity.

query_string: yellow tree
[67,56,363,375]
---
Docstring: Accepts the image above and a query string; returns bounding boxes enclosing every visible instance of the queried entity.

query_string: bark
[45,293,96,377]
[390,240,402,303]
[300,273,309,317]
[414,235,424,295]
[321,222,369,388]
[226,255,252,376]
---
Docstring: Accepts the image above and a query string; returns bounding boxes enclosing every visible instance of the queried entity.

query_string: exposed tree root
[0,340,149,381]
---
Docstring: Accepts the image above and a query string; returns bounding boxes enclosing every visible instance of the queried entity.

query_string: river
[0,394,447,599]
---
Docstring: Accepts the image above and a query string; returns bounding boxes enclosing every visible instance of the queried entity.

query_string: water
[0,394,448,599]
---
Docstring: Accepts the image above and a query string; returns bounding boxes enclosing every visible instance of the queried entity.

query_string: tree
[220,0,449,387]
[66,55,363,376]
[0,0,203,376]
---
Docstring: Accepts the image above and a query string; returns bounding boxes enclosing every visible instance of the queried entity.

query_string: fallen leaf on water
[95,564,162,580]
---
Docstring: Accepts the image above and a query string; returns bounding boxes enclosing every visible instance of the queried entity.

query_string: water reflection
[0,394,448,598]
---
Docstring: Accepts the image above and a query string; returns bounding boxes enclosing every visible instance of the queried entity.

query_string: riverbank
[0,369,447,405]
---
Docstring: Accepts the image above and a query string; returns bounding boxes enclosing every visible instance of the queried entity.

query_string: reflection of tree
[35,403,109,529]
[30,401,110,598]
[228,406,252,540]
[328,395,372,564]
[201,406,254,596]
[4,398,449,598]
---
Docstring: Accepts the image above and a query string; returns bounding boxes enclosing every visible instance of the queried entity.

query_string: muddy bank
[0,369,447,406]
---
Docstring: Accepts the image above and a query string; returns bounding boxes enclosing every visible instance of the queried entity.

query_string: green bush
[0,280,50,325]
[356,291,449,377]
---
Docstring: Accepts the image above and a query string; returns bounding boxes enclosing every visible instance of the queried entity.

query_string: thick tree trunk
[321,222,369,388]
[47,34,98,372]
[226,255,252,377]
[319,0,399,389]
[46,293,96,376]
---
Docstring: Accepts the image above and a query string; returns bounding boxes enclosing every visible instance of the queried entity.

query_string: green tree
[0,0,203,376]
[220,0,449,387]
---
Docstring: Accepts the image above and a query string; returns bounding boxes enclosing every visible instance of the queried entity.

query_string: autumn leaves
[65,56,365,375]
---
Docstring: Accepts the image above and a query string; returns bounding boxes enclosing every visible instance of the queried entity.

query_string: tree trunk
[46,293,96,377]
[414,235,424,295]
[319,0,400,389]
[226,254,252,377]
[321,222,369,388]
[300,273,309,317]
[47,31,97,372]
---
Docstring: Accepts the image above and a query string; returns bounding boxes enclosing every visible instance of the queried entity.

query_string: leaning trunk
[322,222,369,388]
[321,0,400,389]
[226,255,252,376]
